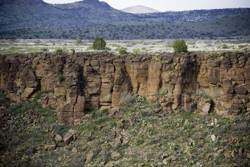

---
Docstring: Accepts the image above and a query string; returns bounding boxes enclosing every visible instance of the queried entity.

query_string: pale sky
[43,0,250,11]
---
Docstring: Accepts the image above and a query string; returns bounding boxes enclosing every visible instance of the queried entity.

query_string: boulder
[54,134,63,143]
[44,144,56,151]
[54,86,66,97]
[202,102,212,114]
[111,151,121,160]
[63,129,77,145]
[85,150,97,163]
[21,87,35,99]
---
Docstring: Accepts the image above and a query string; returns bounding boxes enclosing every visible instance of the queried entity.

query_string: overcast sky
[43,0,250,11]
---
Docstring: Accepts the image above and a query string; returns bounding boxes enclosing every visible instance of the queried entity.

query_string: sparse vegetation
[1,90,250,166]
[41,48,48,53]
[120,94,151,113]
[195,90,212,100]
[0,39,249,54]
[70,48,75,55]
[132,48,141,55]
[93,37,106,50]
[221,44,229,49]
[0,32,250,167]
[58,73,65,83]
[75,37,82,45]
[8,91,54,115]
[55,48,64,55]
[159,87,168,97]
[117,47,128,55]
[172,39,188,53]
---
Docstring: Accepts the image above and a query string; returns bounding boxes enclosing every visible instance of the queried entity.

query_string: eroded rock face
[0,52,249,123]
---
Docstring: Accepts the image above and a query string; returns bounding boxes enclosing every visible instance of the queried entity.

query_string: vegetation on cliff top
[93,37,107,50]
[0,39,249,55]
[172,39,188,53]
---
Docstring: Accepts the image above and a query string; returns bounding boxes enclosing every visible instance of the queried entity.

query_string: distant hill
[122,5,159,14]
[0,0,250,39]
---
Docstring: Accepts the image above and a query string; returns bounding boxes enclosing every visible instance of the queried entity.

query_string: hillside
[0,0,250,39]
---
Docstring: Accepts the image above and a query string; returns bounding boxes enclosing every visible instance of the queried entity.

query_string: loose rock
[63,129,77,145]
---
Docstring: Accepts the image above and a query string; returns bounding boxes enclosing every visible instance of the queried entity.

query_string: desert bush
[41,48,48,53]
[118,47,128,55]
[93,37,106,50]
[119,93,137,106]
[238,44,248,49]
[120,93,149,112]
[9,91,55,118]
[132,48,141,55]
[159,87,168,97]
[70,48,75,55]
[58,73,65,83]
[105,47,111,51]
[195,90,212,100]
[55,48,63,55]
[172,39,188,53]
[9,101,34,114]
[221,44,229,49]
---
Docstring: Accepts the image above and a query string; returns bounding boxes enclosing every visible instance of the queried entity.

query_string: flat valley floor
[0,39,250,54]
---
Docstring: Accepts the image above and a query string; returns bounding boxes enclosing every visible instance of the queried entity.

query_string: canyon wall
[0,52,249,124]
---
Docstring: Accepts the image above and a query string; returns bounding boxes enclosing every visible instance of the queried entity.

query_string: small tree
[93,37,106,50]
[172,39,188,53]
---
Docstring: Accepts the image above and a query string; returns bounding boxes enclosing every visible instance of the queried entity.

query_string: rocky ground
[0,93,249,167]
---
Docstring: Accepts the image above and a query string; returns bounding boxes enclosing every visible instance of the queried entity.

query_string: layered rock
[0,52,249,123]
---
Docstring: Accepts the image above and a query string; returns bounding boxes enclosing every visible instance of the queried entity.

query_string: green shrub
[132,48,141,55]
[70,48,75,55]
[9,91,55,120]
[41,48,48,53]
[118,47,128,55]
[55,48,63,55]
[159,87,168,97]
[195,90,212,100]
[58,73,65,83]
[105,47,111,51]
[93,37,106,50]
[120,94,149,112]
[119,93,137,106]
[172,39,188,53]
[221,44,229,49]
[9,101,34,114]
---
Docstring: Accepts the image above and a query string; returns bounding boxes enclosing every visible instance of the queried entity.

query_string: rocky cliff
[0,52,249,124]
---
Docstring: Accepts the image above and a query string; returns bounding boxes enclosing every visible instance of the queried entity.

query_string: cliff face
[0,52,249,124]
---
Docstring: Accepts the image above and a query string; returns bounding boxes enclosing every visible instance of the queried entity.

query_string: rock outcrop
[0,52,249,123]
